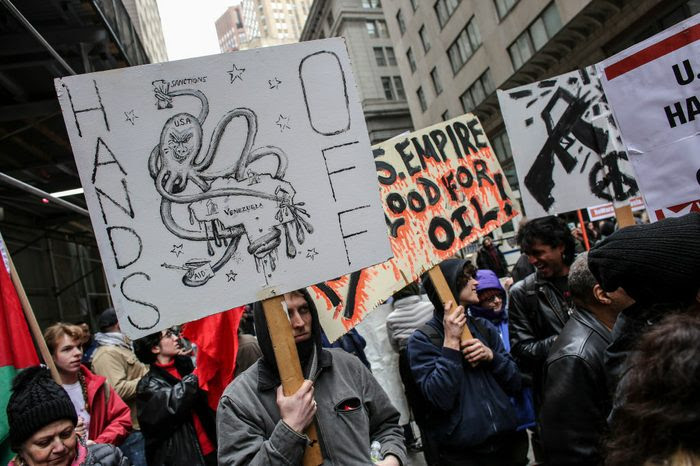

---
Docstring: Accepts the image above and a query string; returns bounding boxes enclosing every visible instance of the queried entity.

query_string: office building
[241,0,313,49]
[216,5,248,52]
[122,0,168,63]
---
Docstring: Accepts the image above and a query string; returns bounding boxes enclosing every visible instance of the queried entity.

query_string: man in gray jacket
[217,289,407,465]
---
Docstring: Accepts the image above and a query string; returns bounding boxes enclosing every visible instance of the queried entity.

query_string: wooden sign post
[262,296,323,466]
[427,266,473,340]
[614,204,636,228]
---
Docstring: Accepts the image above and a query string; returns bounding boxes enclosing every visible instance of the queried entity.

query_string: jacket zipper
[539,285,568,325]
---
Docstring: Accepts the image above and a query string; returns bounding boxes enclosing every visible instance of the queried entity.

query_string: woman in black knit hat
[6,366,128,466]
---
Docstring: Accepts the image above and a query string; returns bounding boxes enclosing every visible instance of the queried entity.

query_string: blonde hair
[43,323,83,354]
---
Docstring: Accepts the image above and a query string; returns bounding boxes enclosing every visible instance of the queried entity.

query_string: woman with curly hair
[606,312,700,466]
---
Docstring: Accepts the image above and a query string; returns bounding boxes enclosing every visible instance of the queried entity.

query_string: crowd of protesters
[4,212,699,466]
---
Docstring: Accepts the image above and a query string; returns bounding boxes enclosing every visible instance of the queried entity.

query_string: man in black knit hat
[216,289,406,465]
[588,212,700,401]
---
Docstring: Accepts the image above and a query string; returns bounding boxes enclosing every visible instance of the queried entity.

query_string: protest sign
[598,14,700,221]
[587,195,645,222]
[497,66,640,219]
[55,38,392,338]
[310,114,517,341]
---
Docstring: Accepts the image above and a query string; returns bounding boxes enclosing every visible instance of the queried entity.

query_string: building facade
[382,0,698,232]
[241,0,313,49]
[216,5,248,52]
[300,0,414,144]
[122,0,168,63]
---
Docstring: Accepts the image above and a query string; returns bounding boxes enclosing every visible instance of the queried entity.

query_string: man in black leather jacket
[540,253,634,465]
[134,328,217,466]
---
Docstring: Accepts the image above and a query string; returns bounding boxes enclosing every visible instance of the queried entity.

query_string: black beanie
[6,366,78,450]
[588,213,700,307]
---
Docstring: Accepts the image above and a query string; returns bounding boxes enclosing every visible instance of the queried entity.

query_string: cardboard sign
[598,14,700,221]
[55,39,392,338]
[587,195,645,221]
[311,114,517,341]
[497,66,640,219]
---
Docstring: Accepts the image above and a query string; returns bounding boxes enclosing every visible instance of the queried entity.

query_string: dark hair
[456,260,477,293]
[606,313,700,466]
[516,216,576,266]
[133,332,163,365]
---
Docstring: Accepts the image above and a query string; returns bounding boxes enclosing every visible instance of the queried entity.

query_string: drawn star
[268,77,282,89]
[124,110,138,125]
[226,270,238,282]
[227,64,245,83]
[276,114,291,132]
[306,248,318,261]
[170,244,183,257]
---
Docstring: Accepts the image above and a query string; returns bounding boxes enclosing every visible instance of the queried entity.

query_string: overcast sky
[157,0,241,61]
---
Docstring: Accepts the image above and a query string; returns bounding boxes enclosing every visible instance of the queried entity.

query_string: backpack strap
[417,322,442,348]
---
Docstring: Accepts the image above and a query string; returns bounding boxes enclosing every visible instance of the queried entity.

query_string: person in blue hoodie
[407,259,527,465]
[472,269,536,436]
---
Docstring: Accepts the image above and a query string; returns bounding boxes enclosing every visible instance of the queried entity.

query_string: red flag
[182,307,245,410]
[1,261,40,463]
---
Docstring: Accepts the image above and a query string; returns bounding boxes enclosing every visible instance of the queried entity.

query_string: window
[406,48,417,73]
[490,130,519,191]
[419,26,430,53]
[460,69,494,112]
[386,47,397,66]
[362,0,381,7]
[434,0,461,28]
[393,76,406,99]
[417,86,427,112]
[508,3,562,70]
[366,21,377,38]
[441,110,450,121]
[381,76,406,100]
[326,11,334,28]
[430,67,443,95]
[494,0,518,19]
[382,77,395,100]
[447,17,481,73]
[374,47,387,66]
[377,20,389,38]
[410,0,418,11]
[396,9,406,35]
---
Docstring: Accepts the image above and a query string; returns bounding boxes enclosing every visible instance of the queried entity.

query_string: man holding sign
[407,259,526,465]
[217,289,406,465]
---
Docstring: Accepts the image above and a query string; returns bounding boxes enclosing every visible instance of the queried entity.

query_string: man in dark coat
[476,237,509,278]
[134,328,217,466]
[541,252,634,465]
[407,259,526,465]
[588,213,700,409]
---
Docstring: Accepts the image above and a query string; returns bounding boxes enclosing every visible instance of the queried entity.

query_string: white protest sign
[598,14,700,221]
[55,38,392,338]
[587,195,645,221]
[497,66,640,219]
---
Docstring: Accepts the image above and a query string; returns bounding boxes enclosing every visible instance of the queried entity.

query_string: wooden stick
[9,257,61,384]
[614,204,635,228]
[577,209,591,251]
[427,265,473,340]
[261,295,323,466]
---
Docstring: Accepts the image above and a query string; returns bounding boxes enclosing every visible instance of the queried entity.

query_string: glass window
[396,10,406,35]
[494,0,518,19]
[382,77,395,100]
[374,47,386,66]
[326,11,334,28]
[366,21,378,38]
[419,26,431,53]
[431,67,443,95]
[362,0,381,7]
[435,0,461,28]
[386,47,397,66]
[406,48,417,73]
[394,76,406,99]
[378,20,389,38]
[447,17,481,73]
[410,0,418,11]
[417,87,427,112]
[441,110,450,121]
[508,2,562,70]
[460,69,494,112]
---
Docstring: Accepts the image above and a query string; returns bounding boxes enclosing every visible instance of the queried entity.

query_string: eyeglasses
[483,295,503,304]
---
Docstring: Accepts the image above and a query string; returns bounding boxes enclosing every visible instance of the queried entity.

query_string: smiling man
[217,289,407,465]
[507,215,577,461]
